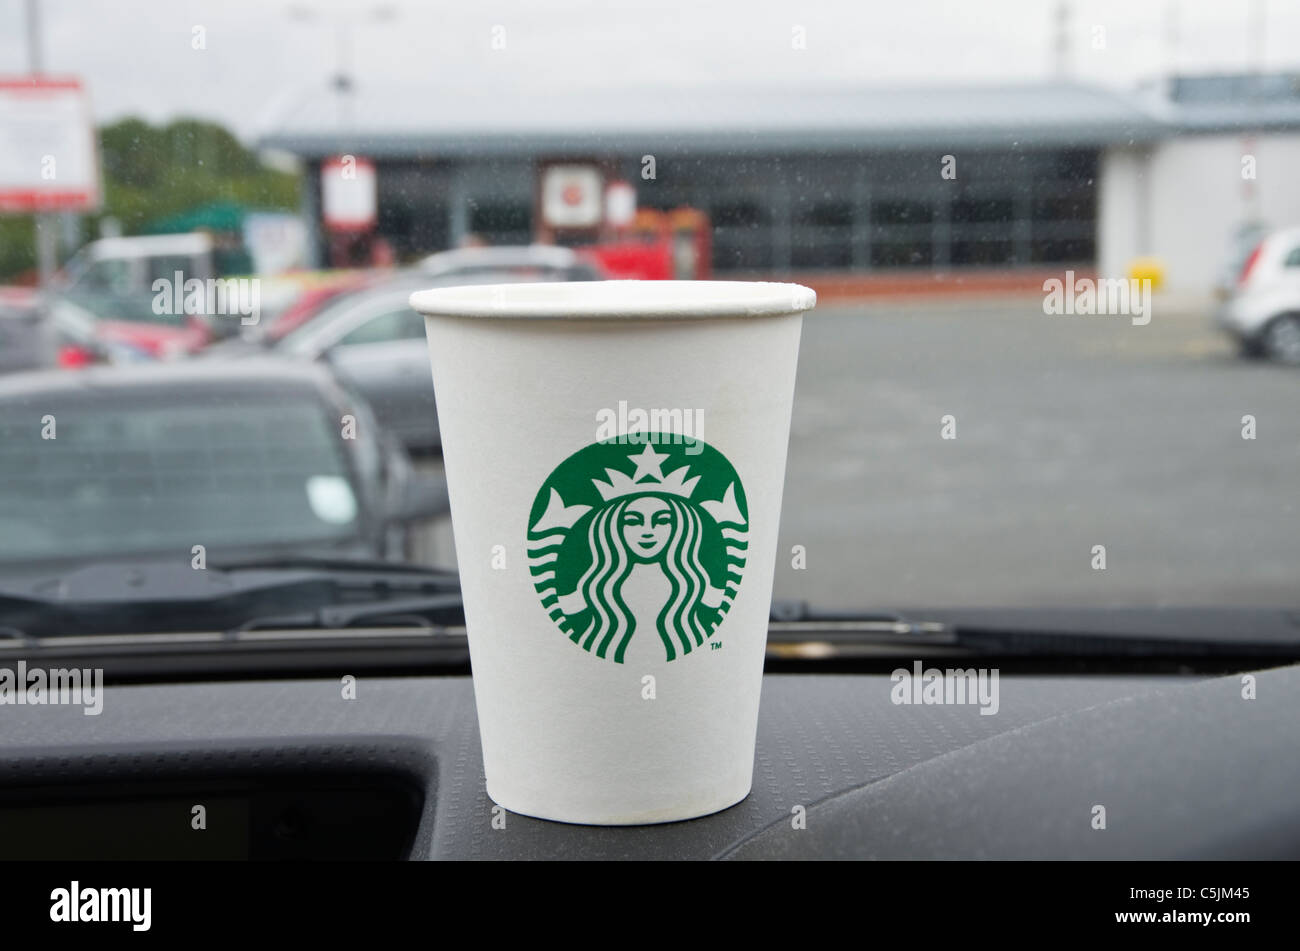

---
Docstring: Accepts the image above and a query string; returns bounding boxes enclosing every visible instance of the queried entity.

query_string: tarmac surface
[419,294,1300,612]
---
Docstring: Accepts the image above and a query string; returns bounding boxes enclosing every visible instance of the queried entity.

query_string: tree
[0,118,300,282]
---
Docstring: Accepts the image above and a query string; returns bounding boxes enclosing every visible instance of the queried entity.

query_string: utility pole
[1250,0,1267,74]
[287,4,397,266]
[1053,0,1070,79]
[288,4,398,129]
[27,0,58,288]
[1163,0,1181,85]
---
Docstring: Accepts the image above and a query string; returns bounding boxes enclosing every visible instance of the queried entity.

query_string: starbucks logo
[527,434,748,664]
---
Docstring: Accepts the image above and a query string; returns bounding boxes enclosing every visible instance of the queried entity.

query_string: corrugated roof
[258,78,1300,158]
[259,81,1165,157]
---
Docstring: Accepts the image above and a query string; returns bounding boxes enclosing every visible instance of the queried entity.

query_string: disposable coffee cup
[411,280,815,825]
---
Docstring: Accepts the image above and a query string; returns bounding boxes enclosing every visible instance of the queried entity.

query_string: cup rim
[410,280,816,320]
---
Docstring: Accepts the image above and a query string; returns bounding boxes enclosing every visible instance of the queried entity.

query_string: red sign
[540,164,602,229]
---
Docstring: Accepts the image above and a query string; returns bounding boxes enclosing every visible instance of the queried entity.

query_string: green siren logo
[527,433,747,664]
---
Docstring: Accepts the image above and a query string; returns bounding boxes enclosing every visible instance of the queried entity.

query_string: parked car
[1216,225,1300,364]
[50,233,219,358]
[212,247,604,350]
[0,294,57,373]
[418,244,605,282]
[268,273,458,453]
[0,358,447,573]
[0,291,152,371]
[57,233,216,297]
[1213,220,1272,300]
[254,269,381,343]
[41,287,209,360]
[44,295,164,366]
[204,255,606,453]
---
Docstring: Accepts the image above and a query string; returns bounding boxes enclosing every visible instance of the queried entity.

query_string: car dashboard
[1,665,1296,860]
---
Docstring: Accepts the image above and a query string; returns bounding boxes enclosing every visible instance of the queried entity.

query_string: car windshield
[1,0,1299,653]
[0,396,359,564]
[56,289,179,325]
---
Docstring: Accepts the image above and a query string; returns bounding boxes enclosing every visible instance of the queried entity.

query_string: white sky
[1,0,1298,141]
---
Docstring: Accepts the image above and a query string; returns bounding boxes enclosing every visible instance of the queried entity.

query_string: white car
[418,244,604,281]
[1216,225,1300,364]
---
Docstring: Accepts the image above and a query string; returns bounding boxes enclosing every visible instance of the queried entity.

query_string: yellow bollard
[1128,257,1165,291]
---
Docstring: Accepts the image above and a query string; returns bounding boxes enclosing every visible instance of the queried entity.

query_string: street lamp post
[287,5,397,268]
[26,0,58,288]
[287,4,398,129]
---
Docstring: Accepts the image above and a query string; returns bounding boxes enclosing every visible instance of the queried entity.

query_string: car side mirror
[387,471,450,524]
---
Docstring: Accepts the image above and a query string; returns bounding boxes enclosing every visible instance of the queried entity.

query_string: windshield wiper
[230,594,466,636]
[766,603,1300,659]
[209,555,459,579]
[0,557,464,638]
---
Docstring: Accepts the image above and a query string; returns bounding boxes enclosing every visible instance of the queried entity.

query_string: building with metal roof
[260,73,1300,292]
[262,80,1172,154]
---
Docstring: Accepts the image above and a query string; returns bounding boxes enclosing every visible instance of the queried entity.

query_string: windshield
[1,0,1299,653]
[0,397,359,564]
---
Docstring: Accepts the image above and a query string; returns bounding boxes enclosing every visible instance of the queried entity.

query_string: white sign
[243,212,307,275]
[321,155,377,231]
[541,164,603,229]
[0,78,101,212]
[605,181,637,227]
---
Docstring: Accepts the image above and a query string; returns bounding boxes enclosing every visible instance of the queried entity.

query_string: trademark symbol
[711,640,722,650]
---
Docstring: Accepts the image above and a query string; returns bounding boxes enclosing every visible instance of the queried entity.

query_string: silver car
[419,244,603,282]
[275,277,443,452]
[0,296,57,374]
[1216,225,1300,364]
[271,263,602,453]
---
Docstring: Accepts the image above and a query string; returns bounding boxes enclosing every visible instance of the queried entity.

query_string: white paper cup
[411,280,814,825]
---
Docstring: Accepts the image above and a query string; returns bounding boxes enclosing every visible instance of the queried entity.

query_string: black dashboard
[2,665,1296,860]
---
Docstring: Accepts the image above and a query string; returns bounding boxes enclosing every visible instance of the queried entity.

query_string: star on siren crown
[592,465,700,501]
[592,444,701,501]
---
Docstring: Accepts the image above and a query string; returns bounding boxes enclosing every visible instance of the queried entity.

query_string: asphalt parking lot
[420,294,1300,611]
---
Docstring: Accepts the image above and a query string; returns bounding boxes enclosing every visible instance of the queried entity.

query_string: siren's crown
[592,443,699,501]
[592,465,699,501]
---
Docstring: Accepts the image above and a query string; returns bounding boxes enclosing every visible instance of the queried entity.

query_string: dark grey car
[0,357,447,573]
